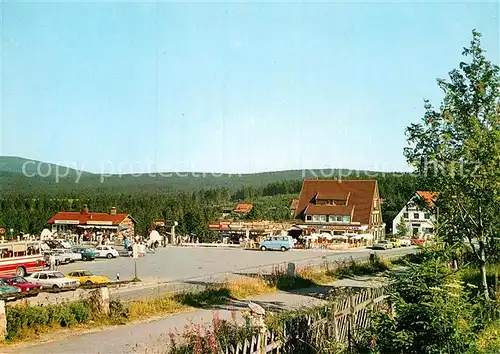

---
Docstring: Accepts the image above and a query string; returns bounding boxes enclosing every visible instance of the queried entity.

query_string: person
[49,254,56,270]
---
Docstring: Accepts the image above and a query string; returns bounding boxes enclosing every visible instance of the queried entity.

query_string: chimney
[110,207,117,215]
[82,204,89,214]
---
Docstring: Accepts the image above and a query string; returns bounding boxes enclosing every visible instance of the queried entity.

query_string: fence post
[348,293,355,350]
[332,301,339,342]
[0,300,6,339]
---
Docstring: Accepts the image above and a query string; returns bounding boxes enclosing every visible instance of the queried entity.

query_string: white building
[392,191,437,237]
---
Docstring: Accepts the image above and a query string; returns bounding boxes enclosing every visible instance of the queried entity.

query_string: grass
[477,319,500,353]
[262,255,394,291]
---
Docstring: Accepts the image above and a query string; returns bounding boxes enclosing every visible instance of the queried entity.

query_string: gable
[294,179,377,225]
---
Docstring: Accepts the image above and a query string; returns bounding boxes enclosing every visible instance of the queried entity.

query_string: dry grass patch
[128,296,189,320]
[224,276,277,299]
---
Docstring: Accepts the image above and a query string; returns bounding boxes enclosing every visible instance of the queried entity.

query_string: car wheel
[86,280,92,285]
[55,260,60,266]
[280,246,287,252]
[82,256,87,261]
[260,246,267,251]
[15,266,26,277]
[106,253,113,259]
[52,284,60,292]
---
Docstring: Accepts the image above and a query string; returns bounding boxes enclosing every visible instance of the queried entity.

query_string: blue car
[259,236,295,252]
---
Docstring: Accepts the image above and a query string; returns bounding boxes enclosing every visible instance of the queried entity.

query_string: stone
[287,262,296,277]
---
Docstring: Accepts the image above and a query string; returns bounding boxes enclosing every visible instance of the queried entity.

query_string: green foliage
[395,217,409,237]
[5,300,93,340]
[367,262,480,353]
[404,30,500,299]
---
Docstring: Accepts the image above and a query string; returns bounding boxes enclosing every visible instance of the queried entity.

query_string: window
[413,213,420,219]
[403,213,409,219]
[424,213,430,219]
[319,215,327,222]
[312,215,321,222]
[39,274,48,280]
[336,215,342,222]
[343,215,351,223]
[374,199,378,208]
[306,215,312,221]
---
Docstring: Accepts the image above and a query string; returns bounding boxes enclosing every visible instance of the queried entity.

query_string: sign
[0,228,4,234]
[86,221,113,225]
[132,244,139,259]
[54,220,80,225]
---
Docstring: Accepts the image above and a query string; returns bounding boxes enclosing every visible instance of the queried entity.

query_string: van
[259,236,295,252]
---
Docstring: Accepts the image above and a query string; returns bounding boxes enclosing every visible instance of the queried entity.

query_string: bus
[0,241,46,277]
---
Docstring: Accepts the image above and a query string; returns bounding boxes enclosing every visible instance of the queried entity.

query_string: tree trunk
[479,241,490,300]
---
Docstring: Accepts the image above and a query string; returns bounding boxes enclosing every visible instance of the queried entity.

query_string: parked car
[25,271,79,290]
[51,250,72,265]
[372,240,394,250]
[3,276,42,292]
[401,238,412,247]
[54,248,82,262]
[66,270,110,285]
[72,247,99,261]
[259,236,295,251]
[391,239,402,248]
[94,245,120,259]
[411,238,426,245]
[0,280,21,298]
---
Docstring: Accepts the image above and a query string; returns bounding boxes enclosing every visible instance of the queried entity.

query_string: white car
[95,245,120,259]
[54,248,82,262]
[25,271,80,290]
[401,238,412,247]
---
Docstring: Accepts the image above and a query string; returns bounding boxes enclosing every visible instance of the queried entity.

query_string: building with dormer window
[293,179,385,241]
[392,191,437,237]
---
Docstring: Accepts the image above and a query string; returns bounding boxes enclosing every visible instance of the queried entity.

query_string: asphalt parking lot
[56,246,416,283]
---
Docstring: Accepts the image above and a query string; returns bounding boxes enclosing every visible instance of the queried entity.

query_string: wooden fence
[220,286,390,354]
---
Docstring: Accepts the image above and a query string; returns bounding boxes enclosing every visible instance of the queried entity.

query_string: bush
[6,300,94,340]
[362,258,489,354]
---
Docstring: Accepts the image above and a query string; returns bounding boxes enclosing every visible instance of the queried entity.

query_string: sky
[1,0,498,175]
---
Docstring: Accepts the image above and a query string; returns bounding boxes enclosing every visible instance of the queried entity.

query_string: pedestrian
[49,253,56,270]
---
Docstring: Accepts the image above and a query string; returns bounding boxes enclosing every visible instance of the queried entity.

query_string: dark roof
[294,180,378,225]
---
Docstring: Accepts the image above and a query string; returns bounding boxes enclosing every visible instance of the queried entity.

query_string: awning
[77,225,118,229]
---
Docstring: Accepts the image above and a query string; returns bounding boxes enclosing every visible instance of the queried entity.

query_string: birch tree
[404,30,500,300]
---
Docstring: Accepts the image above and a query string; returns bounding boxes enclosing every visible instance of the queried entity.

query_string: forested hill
[0,156,395,194]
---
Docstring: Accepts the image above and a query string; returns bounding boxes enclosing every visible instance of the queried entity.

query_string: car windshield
[13,277,27,283]
[49,272,65,279]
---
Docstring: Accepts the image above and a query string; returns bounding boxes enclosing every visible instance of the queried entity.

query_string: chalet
[234,203,253,214]
[392,191,438,237]
[47,206,136,238]
[293,180,385,240]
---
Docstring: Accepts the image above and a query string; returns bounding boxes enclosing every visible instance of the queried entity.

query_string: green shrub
[6,300,95,340]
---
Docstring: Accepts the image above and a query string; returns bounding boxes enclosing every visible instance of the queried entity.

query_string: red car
[3,276,42,292]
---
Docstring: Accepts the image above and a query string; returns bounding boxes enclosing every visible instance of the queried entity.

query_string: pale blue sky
[1,1,498,174]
